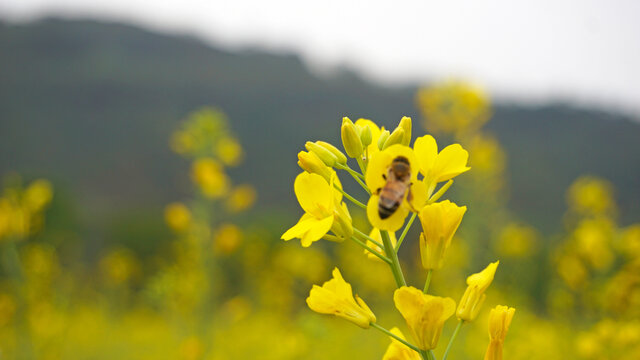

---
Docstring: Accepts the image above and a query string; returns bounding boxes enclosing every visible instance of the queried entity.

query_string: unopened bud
[306,141,337,167]
[317,141,347,165]
[382,128,405,150]
[377,129,390,150]
[298,151,332,181]
[360,125,372,147]
[398,116,412,146]
[331,202,353,240]
[341,117,364,158]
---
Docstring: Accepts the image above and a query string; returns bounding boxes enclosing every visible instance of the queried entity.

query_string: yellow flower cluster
[282,116,512,359]
[0,178,53,241]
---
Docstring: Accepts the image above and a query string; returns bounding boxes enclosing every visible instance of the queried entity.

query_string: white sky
[2,0,639,116]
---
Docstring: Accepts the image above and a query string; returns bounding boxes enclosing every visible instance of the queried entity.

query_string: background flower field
[0,18,639,360]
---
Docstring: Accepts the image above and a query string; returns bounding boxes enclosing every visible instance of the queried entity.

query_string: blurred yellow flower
[416,80,490,138]
[419,200,467,270]
[225,184,257,213]
[365,228,397,262]
[557,254,588,290]
[306,268,376,328]
[213,223,243,255]
[191,157,230,199]
[457,261,499,322]
[164,202,191,232]
[282,172,352,247]
[23,179,53,212]
[179,336,204,360]
[100,248,138,286]
[216,136,243,166]
[574,218,614,270]
[484,305,515,360]
[382,327,421,360]
[393,286,456,350]
[365,144,427,231]
[0,293,16,327]
[495,223,537,258]
[567,176,616,217]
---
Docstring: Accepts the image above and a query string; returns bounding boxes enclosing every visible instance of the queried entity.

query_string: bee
[377,156,412,219]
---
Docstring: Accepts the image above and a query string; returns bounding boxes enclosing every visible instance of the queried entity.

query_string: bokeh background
[0,1,639,359]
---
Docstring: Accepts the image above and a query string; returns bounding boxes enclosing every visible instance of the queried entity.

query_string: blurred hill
[0,18,639,240]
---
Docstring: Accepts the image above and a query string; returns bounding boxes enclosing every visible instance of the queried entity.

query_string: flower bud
[331,202,353,241]
[298,151,332,181]
[317,141,347,165]
[305,141,338,167]
[377,129,390,150]
[341,117,364,158]
[419,200,467,270]
[382,127,405,150]
[360,125,372,147]
[457,261,499,322]
[398,116,412,146]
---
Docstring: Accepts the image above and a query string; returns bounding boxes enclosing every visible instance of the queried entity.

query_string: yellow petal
[413,135,438,176]
[300,215,334,247]
[367,195,410,232]
[281,213,315,240]
[294,172,333,218]
[432,144,470,183]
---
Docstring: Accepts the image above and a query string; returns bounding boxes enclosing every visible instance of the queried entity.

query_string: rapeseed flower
[382,327,421,360]
[393,286,456,350]
[306,268,376,328]
[281,172,352,247]
[365,145,427,231]
[165,202,192,232]
[419,200,466,270]
[484,305,515,360]
[457,261,499,321]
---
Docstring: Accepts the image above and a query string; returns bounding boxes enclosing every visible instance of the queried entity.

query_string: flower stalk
[381,230,407,287]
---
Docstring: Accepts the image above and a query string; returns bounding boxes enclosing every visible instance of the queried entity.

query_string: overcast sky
[2,0,639,116]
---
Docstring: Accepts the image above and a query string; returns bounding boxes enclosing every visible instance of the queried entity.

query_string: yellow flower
[164,202,192,232]
[457,261,499,321]
[383,327,422,360]
[393,286,456,350]
[191,158,229,199]
[365,145,427,231]
[225,184,257,213]
[413,135,470,195]
[281,172,352,247]
[213,223,243,255]
[365,228,397,261]
[23,179,53,212]
[306,268,376,328]
[216,137,243,166]
[484,305,515,360]
[419,200,466,270]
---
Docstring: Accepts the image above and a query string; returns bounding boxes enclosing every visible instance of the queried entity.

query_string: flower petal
[367,195,410,232]
[281,213,315,240]
[300,215,334,247]
[432,144,470,183]
[413,135,438,176]
[294,172,333,217]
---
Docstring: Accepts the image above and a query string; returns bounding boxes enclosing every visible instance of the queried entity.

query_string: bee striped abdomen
[377,156,411,220]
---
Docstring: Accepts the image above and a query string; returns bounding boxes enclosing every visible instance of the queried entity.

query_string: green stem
[428,179,453,204]
[442,319,464,360]
[353,228,384,249]
[423,269,433,294]
[371,323,421,353]
[381,230,406,287]
[395,212,417,252]
[333,184,366,209]
[349,236,392,264]
[335,162,365,179]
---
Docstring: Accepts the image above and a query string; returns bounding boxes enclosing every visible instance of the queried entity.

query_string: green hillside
[1,18,638,239]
